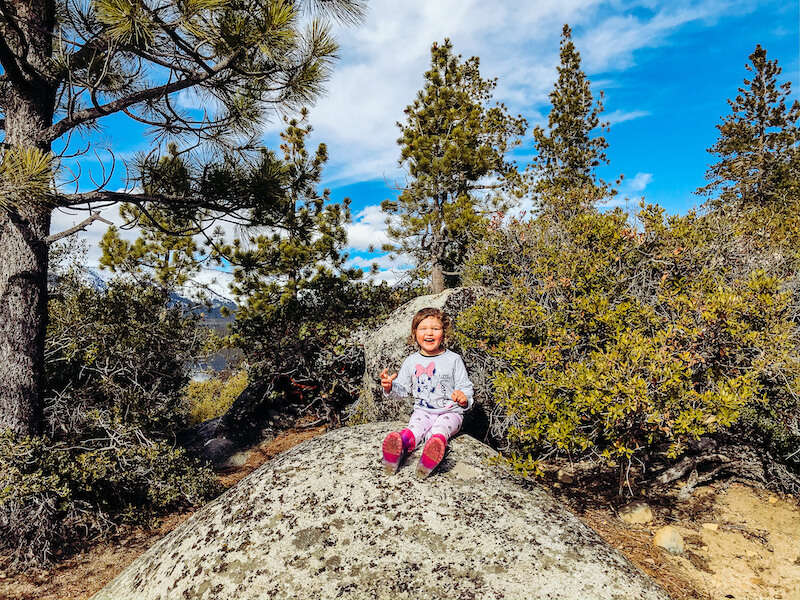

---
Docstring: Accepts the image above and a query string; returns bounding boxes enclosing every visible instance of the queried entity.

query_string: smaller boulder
[653,526,684,555]
[556,469,574,484]
[619,501,654,525]
[201,437,237,469]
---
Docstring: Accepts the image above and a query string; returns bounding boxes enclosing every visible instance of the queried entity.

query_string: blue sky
[51,0,799,282]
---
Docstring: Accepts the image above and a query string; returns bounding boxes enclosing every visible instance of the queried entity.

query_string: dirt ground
[1,427,797,600]
[548,479,799,600]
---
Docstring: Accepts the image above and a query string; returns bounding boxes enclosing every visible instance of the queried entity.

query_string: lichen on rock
[91,422,670,600]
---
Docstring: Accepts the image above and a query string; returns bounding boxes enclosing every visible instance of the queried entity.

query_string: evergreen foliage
[0,254,220,571]
[224,112,356,312]
[99,144,204,292]
[46,278,205,433]
[383,39,527,292]
[699,45,800,211]
[0,0,366,437]
[530,25,615,215]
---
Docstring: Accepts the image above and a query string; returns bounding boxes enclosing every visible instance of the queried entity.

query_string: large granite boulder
[353,287,487,425]
[92,422,669,600]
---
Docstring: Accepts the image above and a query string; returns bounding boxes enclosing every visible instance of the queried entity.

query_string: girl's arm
[382,358,413,399]
[452,355,474,410]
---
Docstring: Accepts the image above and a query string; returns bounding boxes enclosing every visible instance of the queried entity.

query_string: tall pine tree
[383,39,527,293]
[0,0,365,436]
[531,24,614,216]
[698,44,800,211]
[226,112,353,313]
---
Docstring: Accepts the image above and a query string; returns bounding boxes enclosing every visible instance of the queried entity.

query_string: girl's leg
[406,408,438,448]
[429,412,464,441]
[382,409,436,475]
[416,413,464,479]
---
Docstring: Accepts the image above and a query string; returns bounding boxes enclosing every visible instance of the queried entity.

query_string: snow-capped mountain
[78,266,238,320]
[173,268,237,309]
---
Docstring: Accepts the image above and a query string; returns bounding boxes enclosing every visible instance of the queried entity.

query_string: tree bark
[0,207,50,435]
[0,0,56,436]
[430,258,446,294]
[429,213,447,294]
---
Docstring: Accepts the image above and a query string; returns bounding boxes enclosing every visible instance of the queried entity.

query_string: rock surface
[619,500,654,525]
[653,525,685,555]
[92,422,670,600]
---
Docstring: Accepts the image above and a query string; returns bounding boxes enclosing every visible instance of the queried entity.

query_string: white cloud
[626,172,654,193]
[603,109,650,125]
[346,204,395,251]
[301,0,749,190]
[52,0,775,272]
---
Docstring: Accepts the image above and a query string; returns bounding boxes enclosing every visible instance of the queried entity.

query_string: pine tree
[531,24,614,216]
[99,144,204,293]
[226,112,354,313]
[698,45,800,210]
[383,39,527,293]
[0,0,365,436]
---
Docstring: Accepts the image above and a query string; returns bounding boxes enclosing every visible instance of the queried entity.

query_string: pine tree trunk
[0,0,56,436]
[0,207,50,436]
[430,260,446,294]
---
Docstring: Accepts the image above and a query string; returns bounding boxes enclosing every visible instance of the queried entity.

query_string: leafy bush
[0,417,220,571]
[0,268,222,572]
[232,274,423,417]
[456,204,800,481]
[184,369,250,424]
[46,278,206,434]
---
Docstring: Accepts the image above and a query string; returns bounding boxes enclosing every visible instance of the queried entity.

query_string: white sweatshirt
[385,349,474,414]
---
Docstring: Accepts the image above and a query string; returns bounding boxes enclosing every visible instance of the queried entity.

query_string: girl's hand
[380,368,397,393]
[452,390,468,408]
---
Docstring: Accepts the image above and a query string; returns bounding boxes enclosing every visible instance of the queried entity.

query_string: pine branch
[42,53,238,145]
[45,211,112,243]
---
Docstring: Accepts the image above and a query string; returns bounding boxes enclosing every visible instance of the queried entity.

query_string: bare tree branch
[42,53,238,145]
[45,211,112,243]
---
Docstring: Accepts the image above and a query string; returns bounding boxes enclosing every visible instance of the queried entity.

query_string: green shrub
[0,418,220,571]
[456,204,800,479]
[0,269,223,572]
[232,274,423,412]
[185,369,250,424]
[46,279,206,434]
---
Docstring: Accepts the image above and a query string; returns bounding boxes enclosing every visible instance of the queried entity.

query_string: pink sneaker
[382,431,405,475]
[416,435,446,479]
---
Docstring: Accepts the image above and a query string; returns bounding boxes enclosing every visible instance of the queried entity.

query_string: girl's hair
[410,307,451,348]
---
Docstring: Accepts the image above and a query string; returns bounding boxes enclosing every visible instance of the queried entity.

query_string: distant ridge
[66,265,238,320]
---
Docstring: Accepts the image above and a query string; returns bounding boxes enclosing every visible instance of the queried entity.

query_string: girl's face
[415,316,444,355]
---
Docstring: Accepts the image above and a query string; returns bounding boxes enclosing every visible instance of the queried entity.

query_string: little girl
[380,307,474,479]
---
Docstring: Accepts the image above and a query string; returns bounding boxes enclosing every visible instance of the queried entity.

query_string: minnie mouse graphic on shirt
[415,362,448,409]
[383,349,473,415]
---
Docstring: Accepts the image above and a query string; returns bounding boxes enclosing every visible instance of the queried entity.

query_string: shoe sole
[416,437,446,479]
[382,432,404,475]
